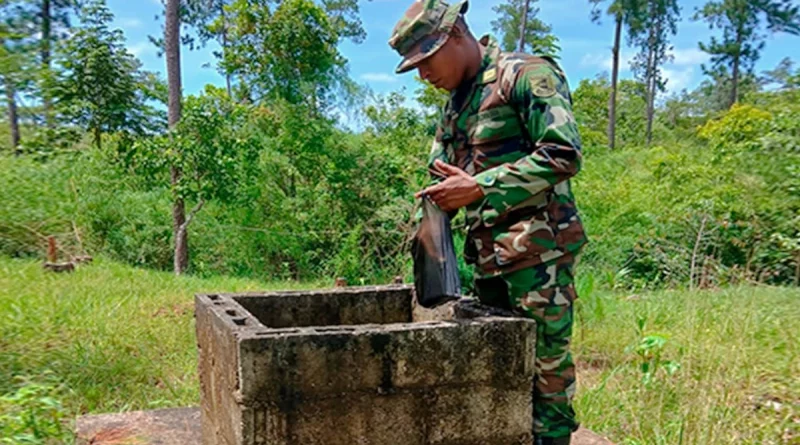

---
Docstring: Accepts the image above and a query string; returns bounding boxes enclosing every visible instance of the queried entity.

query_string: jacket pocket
[492,211,557,267]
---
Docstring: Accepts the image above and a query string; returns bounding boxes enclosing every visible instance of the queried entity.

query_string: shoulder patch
[482,67,497,83]
[529,74,556,98]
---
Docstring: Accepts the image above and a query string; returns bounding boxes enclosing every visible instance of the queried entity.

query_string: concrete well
[195,285,537,445]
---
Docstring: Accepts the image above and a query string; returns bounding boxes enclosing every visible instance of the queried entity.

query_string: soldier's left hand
[415,160,484,212]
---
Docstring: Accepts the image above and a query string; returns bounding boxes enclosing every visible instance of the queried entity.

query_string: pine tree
[696,0,800,108]
[491,0,560,55]
[589,0,643,149]
[629,0,680,145]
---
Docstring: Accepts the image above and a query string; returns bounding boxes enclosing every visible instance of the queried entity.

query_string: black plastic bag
[411,197,461,308]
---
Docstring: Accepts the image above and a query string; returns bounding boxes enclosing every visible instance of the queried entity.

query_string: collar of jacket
[476,34,501,85]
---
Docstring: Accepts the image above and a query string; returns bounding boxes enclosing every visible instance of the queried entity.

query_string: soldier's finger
[434,160,462,177]
[436,198,454,212]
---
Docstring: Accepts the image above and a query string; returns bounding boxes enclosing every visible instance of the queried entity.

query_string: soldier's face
[416,37,468,91]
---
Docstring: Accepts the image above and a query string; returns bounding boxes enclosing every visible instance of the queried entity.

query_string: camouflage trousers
[473,254,579,439]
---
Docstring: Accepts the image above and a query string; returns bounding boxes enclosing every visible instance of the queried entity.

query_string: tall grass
[574,283,799,444]
[0,256,322,417]
[1,257,797,443]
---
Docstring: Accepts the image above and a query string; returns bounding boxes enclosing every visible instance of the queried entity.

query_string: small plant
[0,373,72,444]
[630,316,681,384]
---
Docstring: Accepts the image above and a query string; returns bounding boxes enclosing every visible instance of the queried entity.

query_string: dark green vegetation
[2,80,798,288]
[0,0,798,443]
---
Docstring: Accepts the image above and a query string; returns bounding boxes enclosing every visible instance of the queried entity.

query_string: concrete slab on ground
[75,407,615,445]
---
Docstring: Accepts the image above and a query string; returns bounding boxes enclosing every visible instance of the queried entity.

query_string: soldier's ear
[449,25,466,40]
[452,16,470,37]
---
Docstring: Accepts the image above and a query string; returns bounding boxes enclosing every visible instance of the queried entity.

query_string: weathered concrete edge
[75,407,617,445]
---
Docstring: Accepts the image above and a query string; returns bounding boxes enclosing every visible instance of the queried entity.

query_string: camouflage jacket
[427,35,588,278]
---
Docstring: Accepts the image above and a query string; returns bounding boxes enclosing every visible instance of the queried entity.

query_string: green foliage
[120,86,262,206]
[572,76,649,148]
[413,77,448,124]
[53,0,165,149]
[572,76,610,148]
[0,373,71,444]
[629,317,680,384]
[490,0,560,56]
[576,91,800,287]
[224,0,348,107]
[697,103,772,147]
[3,83,798,286]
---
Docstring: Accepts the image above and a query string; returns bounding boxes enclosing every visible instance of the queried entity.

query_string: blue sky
[110,0,798,103]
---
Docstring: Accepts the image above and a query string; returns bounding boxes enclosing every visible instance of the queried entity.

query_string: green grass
[1,256,798,444]
[0,256,321,418]
[574,284,800,444]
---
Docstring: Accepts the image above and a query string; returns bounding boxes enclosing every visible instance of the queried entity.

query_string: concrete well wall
[195,285,536,445]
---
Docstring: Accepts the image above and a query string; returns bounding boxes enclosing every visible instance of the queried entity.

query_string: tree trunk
[608,13,622,150]
[731,27,742,108]
[174,200,205,276]
[646,79,655,145]
[93,125,102,150]
[731,53,740,109]
[172,167,187,274]
[5,76,21,153]
[645,23,656,146]
[221,4,232,97]
[518,0,530,52]
[41,0,53,129]
[166,0,187,275]
[795,252,799,287]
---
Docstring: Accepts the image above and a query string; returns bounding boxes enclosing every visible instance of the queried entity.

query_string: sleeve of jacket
[414,126,452,223]
[472,60,583,219]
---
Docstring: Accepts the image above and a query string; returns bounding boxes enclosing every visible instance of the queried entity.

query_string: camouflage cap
[389,0,469,74]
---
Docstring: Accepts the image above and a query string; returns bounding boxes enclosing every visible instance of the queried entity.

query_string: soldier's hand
[415,160,484,212]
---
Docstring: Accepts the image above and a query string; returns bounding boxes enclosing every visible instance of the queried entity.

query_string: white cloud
[580,51,634,72]
[581,46,708,71]
[662,67,694,93]
[670,47,709,66]
[119,18,143,29]
[361,72,399,83]
[129,42,155,58]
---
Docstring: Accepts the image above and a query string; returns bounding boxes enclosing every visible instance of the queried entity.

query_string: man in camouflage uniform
[389,1,588,444]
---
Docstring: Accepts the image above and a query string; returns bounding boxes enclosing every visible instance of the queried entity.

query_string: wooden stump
[43,262,75,273]
[72,255,94,264]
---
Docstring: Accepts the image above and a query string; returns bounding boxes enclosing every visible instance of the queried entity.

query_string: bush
[0,373,71,444]
[0,87,797,288]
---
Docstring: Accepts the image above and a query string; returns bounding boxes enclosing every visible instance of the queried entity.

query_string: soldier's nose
[418,65,430,81]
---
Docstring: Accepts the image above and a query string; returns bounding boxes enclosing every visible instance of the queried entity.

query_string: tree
[36,0,74,129]
[0,0,75,134]
[760,57,798,90]
[414,76,448,125]
[159,0,364,101]
[696,0,800,108]
[0,3,36,152]
[54,0,161,150]
[118,88,263,271]
[491,0,559,55]
[165,0,187,275]
[0,42,21,152]
[589,0,642,149]
[223,0,356,108]
[629,0,679,145]
[572,75,649,147]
